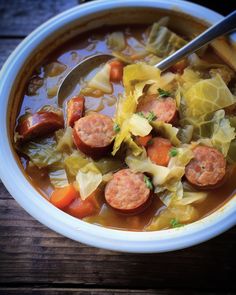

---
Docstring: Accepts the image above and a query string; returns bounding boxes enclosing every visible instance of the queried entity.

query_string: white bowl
[0,0,235,253]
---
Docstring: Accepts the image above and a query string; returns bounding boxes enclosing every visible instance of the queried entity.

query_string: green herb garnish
[137,112,145,118]
[147,139,153,146]
[169,147,178,157]
[170,218,183,228]
[146,111,157,122]
[137,111,157,122]
[158,88,171,98]
[144,175,153,190]
[113,123,120,133]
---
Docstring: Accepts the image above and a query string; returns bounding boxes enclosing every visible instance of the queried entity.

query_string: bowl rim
[0,0,236,253]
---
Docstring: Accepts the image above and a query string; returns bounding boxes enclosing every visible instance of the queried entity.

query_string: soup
[14,18,236,231]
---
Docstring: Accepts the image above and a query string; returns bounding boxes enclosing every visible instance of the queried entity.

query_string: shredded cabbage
[56,127,74,153]
[146,204,198,231]
[112,112,151,156]
[87,63,112,94]
[183,74,236,118]
[49,168,69,188]
[129,114,152,136]
[177,125,194,144]
[20,137,63,168]
[64,150,90,179]
[146,17,187,58]
[107,32,126,51]
[123,63,160,95]
[44,62,67,77]
[175,191,207,205]
[76,163,102,200]
[152,121,181,146]
[227,139,236,163]
[210,110,235,156]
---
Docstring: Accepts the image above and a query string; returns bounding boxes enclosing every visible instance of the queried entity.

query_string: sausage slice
[137,94,177,123]
[73,113,115,158]
[66,95,85,127]
[185,146,226,187]
[105,169,151,213]
[16,110,64,141]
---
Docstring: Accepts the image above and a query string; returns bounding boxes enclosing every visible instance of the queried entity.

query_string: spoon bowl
[57,53,113,106]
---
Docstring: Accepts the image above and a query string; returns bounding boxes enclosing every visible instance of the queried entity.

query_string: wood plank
[0,182,236,291]
[0,0,78,37]
[0,39,22,68]
[0,288,228,295]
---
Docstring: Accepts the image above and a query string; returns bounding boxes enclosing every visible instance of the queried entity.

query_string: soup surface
[14,18,236,231]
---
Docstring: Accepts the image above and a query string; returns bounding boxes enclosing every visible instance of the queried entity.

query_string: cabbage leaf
[227,139,236,163]
[183,74,236,118]
[76,163,102,200]
[107,32,126,51]
[123,63,160,95]
[87,63,112,94]
[129,114,152,136]
[49,168,69,188]
[20,137,63,168]
[210,110,235,156]
[56,127,74,153]
[146,17,187,58]
[152,121,181,146]
[112,113,151,156]
[146,204,198,231]
[64,150,90,179]
[175,191,207,206]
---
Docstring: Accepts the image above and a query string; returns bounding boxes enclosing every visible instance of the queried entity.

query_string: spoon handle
[155,10,236,71]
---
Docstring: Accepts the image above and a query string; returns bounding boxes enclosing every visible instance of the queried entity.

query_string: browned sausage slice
[185,146,226,187]
[66,95,85,127]
[16,110,64,141]
[73,113,115,158]
[136,94,177,124]
[105,169,151,213]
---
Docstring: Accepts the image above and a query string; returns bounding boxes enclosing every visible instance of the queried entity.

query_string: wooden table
[0,1,235,294]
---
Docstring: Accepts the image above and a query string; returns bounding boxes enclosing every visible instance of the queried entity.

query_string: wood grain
[0,288,231,295]
[0,39,22,68]
[0,0,78,37]
[0,182,236,292]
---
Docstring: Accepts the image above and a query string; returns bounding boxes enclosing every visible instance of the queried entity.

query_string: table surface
[0,1,235,294]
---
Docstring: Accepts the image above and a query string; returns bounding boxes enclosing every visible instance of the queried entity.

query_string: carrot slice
[147,137,172,166]
[50,184,78,209]
[109,60,124,83]
[67,95,85,127]
[135,134,152,147]
[65,190,101,219]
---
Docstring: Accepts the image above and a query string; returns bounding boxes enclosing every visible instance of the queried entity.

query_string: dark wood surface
[0,1,235,294]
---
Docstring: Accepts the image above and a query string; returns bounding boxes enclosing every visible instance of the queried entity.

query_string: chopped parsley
[137,111,157,122]
[147,139,153,146]
[158,88,171,98]
[169,147,178,157]
[113,123,120,133]
[137,112,145,118]
[146,111,157,122]
[170,218,183,228]
[144,175,153,190]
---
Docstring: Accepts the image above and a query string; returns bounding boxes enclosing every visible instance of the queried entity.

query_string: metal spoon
[57,10,236,106]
